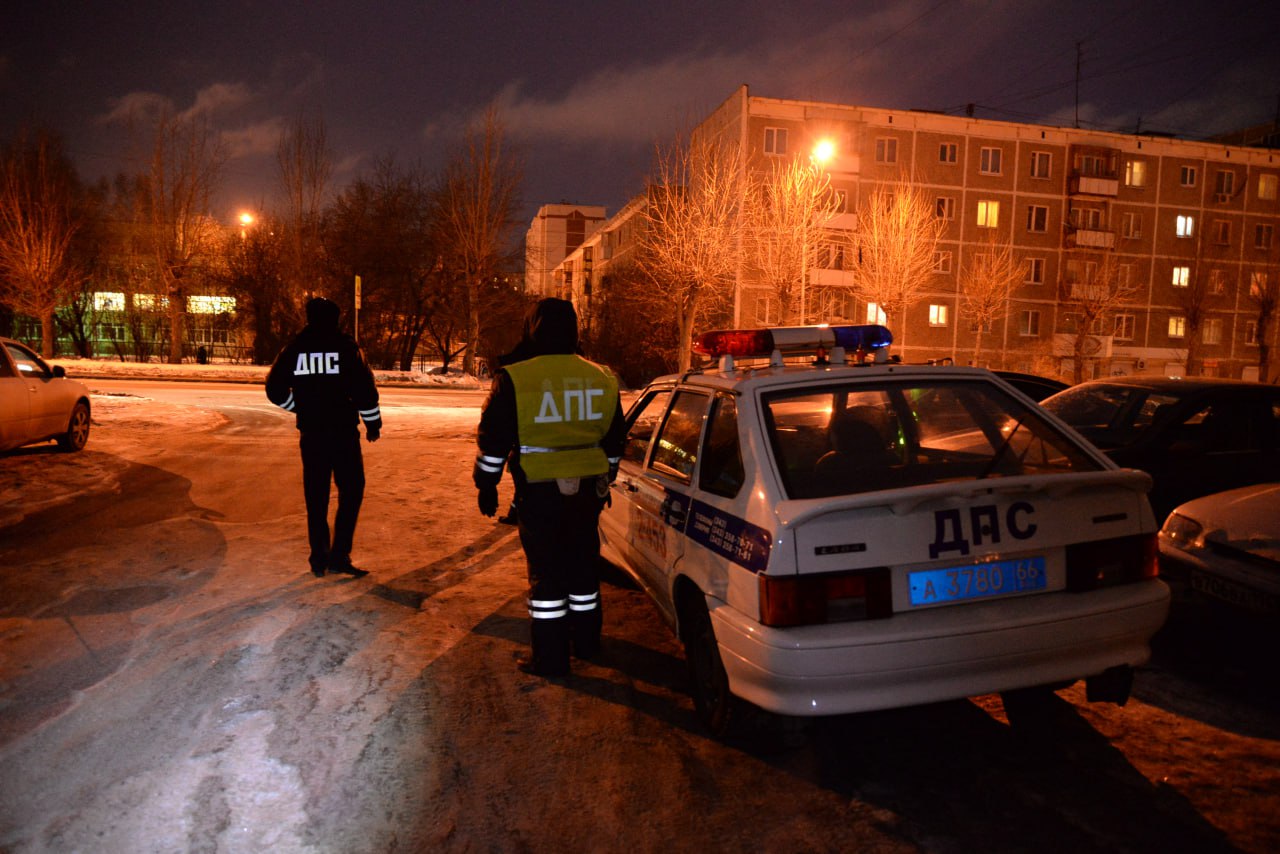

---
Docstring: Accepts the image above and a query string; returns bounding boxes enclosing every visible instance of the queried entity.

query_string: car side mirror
[52,365,67,378]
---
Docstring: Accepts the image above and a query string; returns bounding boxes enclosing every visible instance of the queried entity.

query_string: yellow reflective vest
[506,354,620,481]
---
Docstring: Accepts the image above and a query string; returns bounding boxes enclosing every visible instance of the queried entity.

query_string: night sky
[4,0,1278,226]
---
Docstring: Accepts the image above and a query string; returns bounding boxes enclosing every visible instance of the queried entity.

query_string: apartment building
[524,203,607,297]
[695,85,1280,380]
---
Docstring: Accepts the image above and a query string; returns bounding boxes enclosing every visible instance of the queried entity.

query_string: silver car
[0,338,92,452]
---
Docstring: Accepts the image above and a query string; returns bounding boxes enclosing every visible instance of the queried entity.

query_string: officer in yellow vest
[474,298,625,677]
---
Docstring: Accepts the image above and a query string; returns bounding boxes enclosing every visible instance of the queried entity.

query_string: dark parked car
[1041,377,1280,522]
[0,337,92,453]
[993,371,1069,402]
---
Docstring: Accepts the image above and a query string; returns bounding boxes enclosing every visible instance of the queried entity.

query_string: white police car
[598,324,1170,734]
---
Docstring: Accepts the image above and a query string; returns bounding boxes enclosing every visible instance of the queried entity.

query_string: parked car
[1159,483,1280,618]
[1040,377,1280,523]
[599,323,1168,734]
[0,338,92,453]
[992,370,1069,402]
[1157,484,1280,672]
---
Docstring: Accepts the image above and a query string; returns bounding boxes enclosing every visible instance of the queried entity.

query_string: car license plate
[1191,569,1280,615]
[909,557,1046,607]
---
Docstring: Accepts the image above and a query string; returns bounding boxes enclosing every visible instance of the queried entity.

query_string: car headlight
[1160,512,1204,549]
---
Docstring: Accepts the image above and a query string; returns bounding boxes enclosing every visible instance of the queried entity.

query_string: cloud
[221,117,285,158]
[182,82,253,121]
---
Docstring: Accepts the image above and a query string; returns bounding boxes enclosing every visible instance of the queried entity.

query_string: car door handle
[661,496,687,526]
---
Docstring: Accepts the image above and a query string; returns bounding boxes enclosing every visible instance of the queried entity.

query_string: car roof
[1067,375,1276,393]
[647,361,1009,394]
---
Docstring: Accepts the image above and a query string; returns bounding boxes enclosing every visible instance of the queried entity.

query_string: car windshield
[764,379,1102,499]
[1041,384,1183,449]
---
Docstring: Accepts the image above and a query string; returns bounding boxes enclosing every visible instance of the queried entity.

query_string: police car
[598,324,1170,734]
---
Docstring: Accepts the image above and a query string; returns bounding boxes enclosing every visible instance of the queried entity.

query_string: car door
[600,386,673,583]
[4,342,63,439]
[0,344,31,450]
[613,388,710,617]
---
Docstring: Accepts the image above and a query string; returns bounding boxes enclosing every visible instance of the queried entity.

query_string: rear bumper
[710,579,1170,717]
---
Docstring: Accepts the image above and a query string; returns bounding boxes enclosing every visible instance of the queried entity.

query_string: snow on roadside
[48,356,485,389]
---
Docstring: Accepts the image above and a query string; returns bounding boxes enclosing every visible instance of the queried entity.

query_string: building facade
[524,203,607,297]
[695,85,1280,380]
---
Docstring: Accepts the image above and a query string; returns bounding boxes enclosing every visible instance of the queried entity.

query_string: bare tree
[437,107,522,375]
[637,134,745,370]
[1249,268,1279,384]
[276,110,331,301]
[1058,252,1140,384]
[958,231,1021,366]
[745,155,841,325]
[139,109,227,363]
[848,183,944,346]
[0,127,85,356]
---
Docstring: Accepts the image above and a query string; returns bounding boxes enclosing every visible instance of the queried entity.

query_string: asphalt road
[1,380,1277,853]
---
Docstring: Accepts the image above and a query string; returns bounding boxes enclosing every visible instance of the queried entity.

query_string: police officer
[474,298,625,677]
[267,297,382,578]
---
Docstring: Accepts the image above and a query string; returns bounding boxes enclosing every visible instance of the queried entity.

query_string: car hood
[1170,483,1280,561]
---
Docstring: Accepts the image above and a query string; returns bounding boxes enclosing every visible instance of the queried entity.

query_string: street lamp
[238,211,255,239]
[800,138,838,323]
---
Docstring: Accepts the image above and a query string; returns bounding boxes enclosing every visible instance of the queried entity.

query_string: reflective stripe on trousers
[528,597,568,620]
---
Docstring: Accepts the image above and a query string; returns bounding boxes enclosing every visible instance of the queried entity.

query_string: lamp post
[237,211,255,239]
[800,138,837,324]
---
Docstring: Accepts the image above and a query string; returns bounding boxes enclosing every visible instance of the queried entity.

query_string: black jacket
[266,325,381,435]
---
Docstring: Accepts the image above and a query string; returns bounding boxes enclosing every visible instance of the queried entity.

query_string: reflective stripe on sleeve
[528,598,568,620]
[280,392,296,412]
[568,592,599,612]
[359,406,381,421]
[475,454,506,474]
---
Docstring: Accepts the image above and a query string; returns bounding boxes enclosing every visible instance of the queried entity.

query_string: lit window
[1019,310,1040,336]
[939,142,957,163]
[980,147,1003,175]
[1168,316,1186,338]
[934,250,952,273]
[935,196,955,219]
[93,292,126,312]
[875,138,898,164]
[1203,318,1223,345]
[764,127,788,156]
[1172,266,1190,287]
[1029,151,1051,179]
[977,200,1000,228]
[1180,165,1197,187]
[1257,224,1274,249]
[1025,257,1045,284]
[1026,205,1048,232]
[1125,160,1147,187]
[1176,215,1195,238]
[188,295,237,314]
[1114,314,1135,340]
[1251,272,1270,297]
[1260,174,1278,201]
[866,302,887,325]
[929,305,949,326]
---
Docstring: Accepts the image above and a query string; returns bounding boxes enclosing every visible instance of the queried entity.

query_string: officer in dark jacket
[474,298,625,676]
[267,297,382,578]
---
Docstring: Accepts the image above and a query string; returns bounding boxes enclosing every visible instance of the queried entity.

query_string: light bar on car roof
[692,324,893,367]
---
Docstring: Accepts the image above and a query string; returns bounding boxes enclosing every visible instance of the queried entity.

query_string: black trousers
[300,429,365,571]
[516,478,607,674]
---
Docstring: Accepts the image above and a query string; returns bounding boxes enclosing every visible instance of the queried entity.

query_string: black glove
[478,485,499,517]
[366,424,381,442]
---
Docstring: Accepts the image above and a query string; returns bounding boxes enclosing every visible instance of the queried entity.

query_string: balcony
[1069,174,1119,197]
[1065,228,1116,249]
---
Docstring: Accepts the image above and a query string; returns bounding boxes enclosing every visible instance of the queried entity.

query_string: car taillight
[1065,533,1158,591]
[758,568,892,627]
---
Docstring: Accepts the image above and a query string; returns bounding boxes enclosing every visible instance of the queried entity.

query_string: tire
[57,402,90,452]
[681,595,737,737]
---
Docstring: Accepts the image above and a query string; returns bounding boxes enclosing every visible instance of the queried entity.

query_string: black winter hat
[306,297,340,329]
[527,298,579,355]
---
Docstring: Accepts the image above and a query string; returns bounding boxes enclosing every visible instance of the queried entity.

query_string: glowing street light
[811,137,837,166]
[237,211,255,238]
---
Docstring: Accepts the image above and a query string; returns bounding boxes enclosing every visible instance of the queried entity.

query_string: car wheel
[681,594,737,736]
[57,402,90,452]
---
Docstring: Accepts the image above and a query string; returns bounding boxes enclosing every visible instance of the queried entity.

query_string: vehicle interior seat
[812,413,901,494]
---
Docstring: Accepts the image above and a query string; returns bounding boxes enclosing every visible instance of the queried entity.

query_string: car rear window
[763,379,1102,499]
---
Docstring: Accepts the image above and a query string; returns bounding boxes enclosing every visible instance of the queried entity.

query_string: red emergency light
[692,324,893,366]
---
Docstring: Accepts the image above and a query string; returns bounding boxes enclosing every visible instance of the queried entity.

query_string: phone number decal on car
[908,556,1046,607]
[685,498,772,573]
